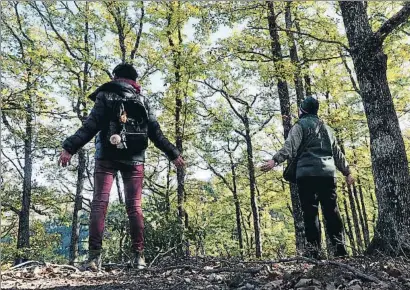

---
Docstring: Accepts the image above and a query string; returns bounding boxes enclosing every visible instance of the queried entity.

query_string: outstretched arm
[330,129,354,185]
[62,93,107,156]
[332,142,351,177]
[145,99,184,167]
[261,123,303,172]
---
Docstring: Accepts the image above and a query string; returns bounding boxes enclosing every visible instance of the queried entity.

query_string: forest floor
[1,256,410,290]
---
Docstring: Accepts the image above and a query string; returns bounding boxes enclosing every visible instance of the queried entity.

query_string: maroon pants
[89,160,144,252]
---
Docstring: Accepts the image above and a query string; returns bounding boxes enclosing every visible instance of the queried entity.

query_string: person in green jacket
[261,96,354,258]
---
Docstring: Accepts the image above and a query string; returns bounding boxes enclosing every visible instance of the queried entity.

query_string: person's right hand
[58,149,72,167]
[346,174,355,186]
[173,156,186,168]
[260,160,277,172]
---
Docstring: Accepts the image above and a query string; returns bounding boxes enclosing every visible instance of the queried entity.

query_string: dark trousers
[297,176,347,257]
[89,160,144,252]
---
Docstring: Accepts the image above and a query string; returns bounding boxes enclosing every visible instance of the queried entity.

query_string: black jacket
[62,80,180,163]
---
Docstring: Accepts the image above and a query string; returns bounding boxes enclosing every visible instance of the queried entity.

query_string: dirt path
[2,257,410,289]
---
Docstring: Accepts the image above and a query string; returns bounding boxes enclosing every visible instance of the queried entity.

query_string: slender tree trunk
[167,2,187,255]
[69,149,86,264]
[267,1,305,254]
[346,184,363,252]
[116,173,124,204]
[293,16,313,98]
[304,76,312,96]
[16,70,33,263]
[244,124,262,258]
[352,184,368,247]
[340,2,410,254]
[165,161,171,215]
[228,151,244,258]
[357,177,370,245]
[349,130,370,247]
[116,173,125,262]
[240,208,250,255]
[70,3,90,264]
[339,138,363,252]
[285,2,304,108]
[342,193,357,255]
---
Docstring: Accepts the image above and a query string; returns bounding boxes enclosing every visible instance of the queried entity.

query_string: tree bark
[285,2,305,108]
[69,2,89,264]
[165,161,171,216]
[342,192,357,255]
[227,147,244,258]
[346,184,363,252]
[267,1,305,254]
[339,1,410,255]
[69,148,86,264]
[244,123,262,258]
[357,177,370,245]
[16,70,33,264]
[339,138,363,252]
[116,173,124,204]
[167,2,187,256]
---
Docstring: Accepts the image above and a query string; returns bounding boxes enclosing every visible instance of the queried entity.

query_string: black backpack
[107,93,149,154]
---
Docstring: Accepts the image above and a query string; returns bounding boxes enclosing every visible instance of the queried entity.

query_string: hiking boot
[133,251,146,269]
[79,250,102,272]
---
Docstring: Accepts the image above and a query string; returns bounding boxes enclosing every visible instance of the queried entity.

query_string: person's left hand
[58,149,72,167]
[346,174,355,186]
[260,160,277,172]
[173,156,186,168]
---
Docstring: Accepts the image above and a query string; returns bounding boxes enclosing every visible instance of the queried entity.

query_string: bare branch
[340,51,361,95]
[1,149,24,179]
[130,1,145,60]
[2,18,25,58]
[375,2,410,42]
[248,25,350,51]
[30,2,81,61]
[3,202,20,215]
[13,2,33,44]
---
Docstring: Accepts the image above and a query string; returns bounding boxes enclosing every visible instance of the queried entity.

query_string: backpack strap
[294,119,324,159]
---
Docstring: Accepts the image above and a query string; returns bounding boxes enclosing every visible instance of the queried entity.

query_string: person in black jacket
[59,63,185,271]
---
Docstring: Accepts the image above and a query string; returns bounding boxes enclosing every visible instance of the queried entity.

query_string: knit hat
[300,96,319,115]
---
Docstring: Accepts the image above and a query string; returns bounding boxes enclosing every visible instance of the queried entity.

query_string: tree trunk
[346,184,363,252]
[167,2,187,255]
[240,208,250,255]
[228,151,244,258]
[70,3,90,264]
[285,2,305,108]
[352,184,369,247]
[165,161,171,215]
[267,1,305,254]
[357,177,370,245]
[339,1,410,255]
[349,132,370,247]
[244,124,262,258]
[69,148,86,264]
[116,173,124,204]
[339,138,363,252]
[16,73,33,263]
[342,192,357,255]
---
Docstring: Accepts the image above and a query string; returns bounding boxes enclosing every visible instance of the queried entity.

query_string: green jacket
[273,114,351,178]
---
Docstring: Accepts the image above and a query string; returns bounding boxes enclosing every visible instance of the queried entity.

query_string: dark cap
[300,96,319,115]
